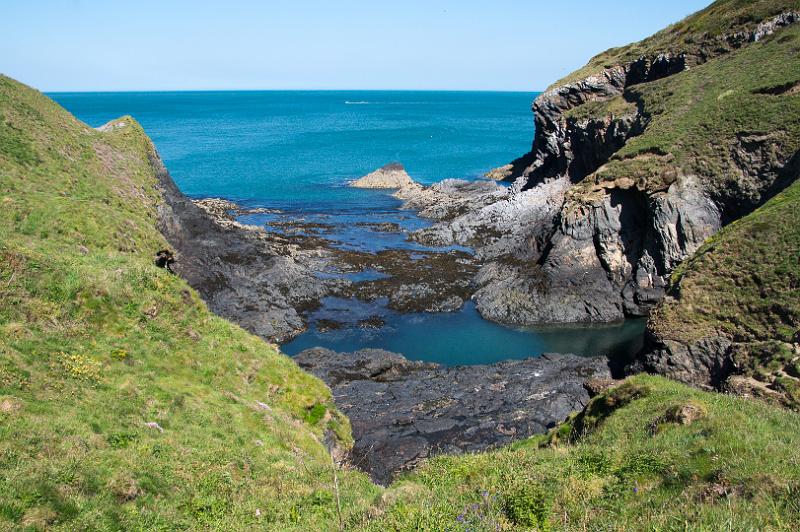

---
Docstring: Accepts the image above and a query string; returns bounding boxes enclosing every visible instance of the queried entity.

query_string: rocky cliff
[633,176,800,407]
[404,1,800,330]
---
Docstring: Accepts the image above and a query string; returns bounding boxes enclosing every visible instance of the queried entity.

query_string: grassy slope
[368,375,800,530]
[650,177,800,406]
[555,0,800,87]
[569,21,800,203]
[0,75,378,530]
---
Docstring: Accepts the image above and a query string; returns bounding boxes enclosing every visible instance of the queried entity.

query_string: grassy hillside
[0,75,378,530]
[3,0,800,526]
[555,0,800,87]
[569,21,800,204]
[368,375,800,530]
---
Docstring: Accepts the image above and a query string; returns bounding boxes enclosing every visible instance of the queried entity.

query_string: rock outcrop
[152,155,339,342]
[349,163,418,189]
[153,168,480,341]
[295,348,611,484]
[396,8,800,329]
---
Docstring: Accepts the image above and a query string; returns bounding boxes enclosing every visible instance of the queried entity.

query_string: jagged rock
[632,336,735,390]
[295,348,611,484]
[153,152,336,342]
[349,163,417,189]
[391,11,800,329]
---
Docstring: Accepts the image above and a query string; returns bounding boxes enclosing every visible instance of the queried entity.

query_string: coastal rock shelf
[296,348,611,484]
[157,183,479,343]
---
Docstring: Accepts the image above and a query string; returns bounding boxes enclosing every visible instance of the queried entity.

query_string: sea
[50,90,645,365]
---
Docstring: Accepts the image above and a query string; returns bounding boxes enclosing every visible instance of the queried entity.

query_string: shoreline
[155,162,636,481]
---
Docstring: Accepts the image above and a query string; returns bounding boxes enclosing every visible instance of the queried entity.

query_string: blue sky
[2,0,711,92]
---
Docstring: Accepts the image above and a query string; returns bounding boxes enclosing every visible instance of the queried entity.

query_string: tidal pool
[282,299,645,366]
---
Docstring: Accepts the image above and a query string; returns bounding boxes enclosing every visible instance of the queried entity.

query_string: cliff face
[635,177,800,407]
[504,6,799,321]
[406,1,800,330]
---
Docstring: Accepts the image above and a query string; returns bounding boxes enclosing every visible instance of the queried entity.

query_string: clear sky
[1,0,711,92]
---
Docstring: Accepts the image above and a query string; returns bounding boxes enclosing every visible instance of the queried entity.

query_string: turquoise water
[50,91,536,210]
[283,300,645,366]
[51,90,645,364]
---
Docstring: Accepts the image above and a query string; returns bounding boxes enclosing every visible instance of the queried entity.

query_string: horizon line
[43,87,543,95]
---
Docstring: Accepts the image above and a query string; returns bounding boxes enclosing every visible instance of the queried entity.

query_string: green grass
[563,94,638,122]
[570,22,800,202]
[554,0,800,87]
[0,75,379,530]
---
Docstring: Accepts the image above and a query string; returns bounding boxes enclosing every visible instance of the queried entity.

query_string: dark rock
[317,319,345,333]
[153,249,175,272]
[357,316,385,329]
[354,222,402,233]
[153,156,478,341]
[634,335,735,390]
[338,248,478,314]
[152,152,336,342]
[295,348,611,484]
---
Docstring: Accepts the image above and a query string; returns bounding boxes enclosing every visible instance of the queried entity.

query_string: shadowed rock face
[153,154,335,342]
[295,348,611,484]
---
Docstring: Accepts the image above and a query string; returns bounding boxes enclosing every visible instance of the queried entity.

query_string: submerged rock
[349,163,418,189]
[295,347,610,484]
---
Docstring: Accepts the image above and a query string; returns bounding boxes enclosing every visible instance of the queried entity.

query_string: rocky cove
[123,10,800,481]
[4,2,800,527]
[152,155,641,482]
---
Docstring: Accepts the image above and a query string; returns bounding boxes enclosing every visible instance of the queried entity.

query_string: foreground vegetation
[0,75,377,530]
[370,375,800,530]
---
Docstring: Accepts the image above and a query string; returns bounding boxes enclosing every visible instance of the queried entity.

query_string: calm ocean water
[50,90,536,209]
[51,90,644,365]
